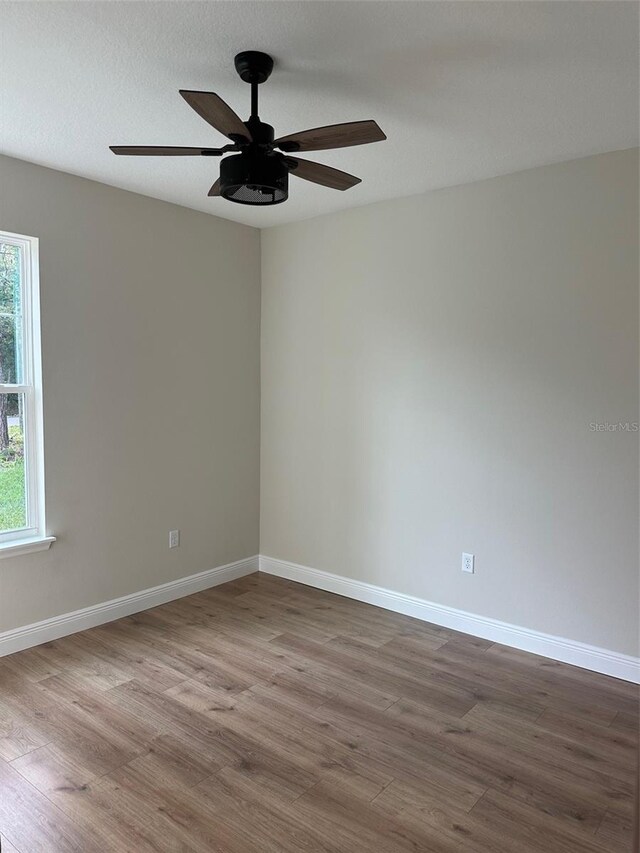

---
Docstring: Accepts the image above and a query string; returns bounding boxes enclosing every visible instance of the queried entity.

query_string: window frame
[0,230,53,555]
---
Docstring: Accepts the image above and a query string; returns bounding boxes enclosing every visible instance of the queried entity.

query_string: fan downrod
[234,51,274,85]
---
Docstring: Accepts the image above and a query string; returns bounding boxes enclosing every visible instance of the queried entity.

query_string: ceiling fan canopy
[110,51,386,206]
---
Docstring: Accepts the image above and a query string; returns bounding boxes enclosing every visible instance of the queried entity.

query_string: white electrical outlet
[169,529,180,549]
[462,552,474,574]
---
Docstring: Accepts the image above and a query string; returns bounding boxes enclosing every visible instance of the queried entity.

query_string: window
[0,231,53,556]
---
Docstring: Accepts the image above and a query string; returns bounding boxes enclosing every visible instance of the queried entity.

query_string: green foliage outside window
[1,243,21,448]
[0,243,26,530]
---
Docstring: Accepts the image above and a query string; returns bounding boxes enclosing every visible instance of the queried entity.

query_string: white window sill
[0,535,56,559]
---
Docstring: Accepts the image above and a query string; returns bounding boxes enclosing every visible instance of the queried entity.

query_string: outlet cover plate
[462,552,474,574]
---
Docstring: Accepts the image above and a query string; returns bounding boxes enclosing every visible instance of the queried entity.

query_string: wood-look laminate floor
[0,573,637,853]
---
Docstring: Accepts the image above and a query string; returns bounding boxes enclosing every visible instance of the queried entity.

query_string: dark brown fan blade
[179,91,250,141]
[208,178,221,197]
[110,146,227,156]
[275,120,385,152]
[287,158,361,191]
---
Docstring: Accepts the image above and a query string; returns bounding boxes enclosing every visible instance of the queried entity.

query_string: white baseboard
[259,555,640,684]
[4,551,637,684]
[0,555,258,658]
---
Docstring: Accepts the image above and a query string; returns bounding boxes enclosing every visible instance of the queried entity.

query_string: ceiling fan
[110,51,386,206]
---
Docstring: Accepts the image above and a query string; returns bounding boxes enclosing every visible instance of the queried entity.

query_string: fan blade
[275,120,385,152]
[179,90,250,141]
[208,178,221,197]
[110,146,227,156]
[287,157,361,191]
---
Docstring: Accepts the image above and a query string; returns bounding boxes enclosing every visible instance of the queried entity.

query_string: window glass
[0,392,27,533]
[0,242,24,384]
[0,231,47,548]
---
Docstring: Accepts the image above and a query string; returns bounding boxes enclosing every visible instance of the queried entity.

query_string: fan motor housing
[220,152,288,205]
[234,51,274,85]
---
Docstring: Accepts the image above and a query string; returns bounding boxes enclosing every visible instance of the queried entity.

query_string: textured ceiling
[1,1,638,228]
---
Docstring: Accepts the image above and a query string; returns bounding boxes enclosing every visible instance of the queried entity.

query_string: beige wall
[261,149,639,656]
[2,149,637,656]
[0,155,261,633]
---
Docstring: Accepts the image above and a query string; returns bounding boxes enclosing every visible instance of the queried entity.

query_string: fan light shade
[220,153,288,205]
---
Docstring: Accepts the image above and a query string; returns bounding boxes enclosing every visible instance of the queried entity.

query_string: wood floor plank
[462,701,636,782]
[524,706,637,755]
[315,693,616,835]
[596,808,635,852]
[0,703,52,762]
[609,710,640,737]
[272,632,480,719]
[229,684,396,801]
[61,626,188,692]
[0,647,62,684]
[385,696,633,828]
[10,742,97,798]
[0,758,102,853]
[195,769,346,853]
[372,777,523,853]
[0,573,633,853]
[381,635,624,725]
[451,640,638,716]
[486,643,639,703]
[469,787,619,853]
[100,764,220,847]
[328,633,543,719]
[60,772,235,853]
[17,636,133,693]
[244,676,602,844]
[293,778,477,853]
